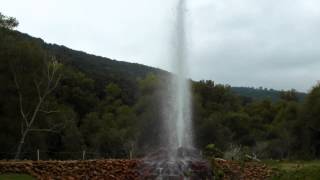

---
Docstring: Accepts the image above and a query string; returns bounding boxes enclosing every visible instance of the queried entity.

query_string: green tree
[57,67,98,119]
[300,83,320,157]
[58,106,84,158]
[105,83,122,101]
[0,12,19,29]
[134,74,165,154]
[223,112,255,146]
[267,101,300,158]
[196,113,232,150]
[280,89,299,102]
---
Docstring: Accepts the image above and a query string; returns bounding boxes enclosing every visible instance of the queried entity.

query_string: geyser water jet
[140,0,212,178]
[162,0,195,160]
[157,0,196,161]
[171,0,193,151]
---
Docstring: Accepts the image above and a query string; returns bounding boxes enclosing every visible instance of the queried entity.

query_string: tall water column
[166,0,194,157]
[140,1,213,178]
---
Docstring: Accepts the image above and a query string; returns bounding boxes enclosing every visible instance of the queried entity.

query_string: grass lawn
[265,160,320,180]
[0,174,35,180]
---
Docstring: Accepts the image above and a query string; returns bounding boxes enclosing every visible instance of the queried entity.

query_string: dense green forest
[1,13,319,160]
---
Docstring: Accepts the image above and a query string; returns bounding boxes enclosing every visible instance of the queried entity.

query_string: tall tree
[301,83,320,156]
[12,57,63,159]
[280,89,299,102]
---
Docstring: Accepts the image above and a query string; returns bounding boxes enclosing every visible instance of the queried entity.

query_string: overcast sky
[2,0,320,92]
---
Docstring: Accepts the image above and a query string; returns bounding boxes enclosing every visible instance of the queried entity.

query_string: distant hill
[8,29,165,80]
[45,44,166,81]
[2,28,306,102]
[231,87,306,102]
[1,28,169,103]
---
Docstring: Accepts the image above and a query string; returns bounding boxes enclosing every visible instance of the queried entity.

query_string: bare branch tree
[12,57,63,160]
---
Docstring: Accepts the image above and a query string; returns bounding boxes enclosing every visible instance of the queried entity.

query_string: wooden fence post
[129,150,133,160]
[37,149,40,161]
[82,150,86,160]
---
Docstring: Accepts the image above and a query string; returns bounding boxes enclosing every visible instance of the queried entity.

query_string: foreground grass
[265,160,320,180]
[0,174,35,180]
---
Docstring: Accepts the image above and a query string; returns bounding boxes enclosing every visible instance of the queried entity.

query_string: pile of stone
[139,160,212,179]
[215,159,273,180]
[0,160,140,179]
[0,159,273,179]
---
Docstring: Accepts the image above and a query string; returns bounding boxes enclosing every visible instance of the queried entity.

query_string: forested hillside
[1,13,320,161]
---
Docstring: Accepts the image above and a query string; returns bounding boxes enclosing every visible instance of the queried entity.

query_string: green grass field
[265,160,320,180]
[0,174,34,180]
